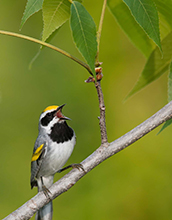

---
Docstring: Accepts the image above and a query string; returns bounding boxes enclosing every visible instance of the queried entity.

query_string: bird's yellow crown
[43,105,58,113]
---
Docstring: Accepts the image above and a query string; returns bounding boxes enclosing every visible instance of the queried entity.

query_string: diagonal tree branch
[4,101,172,220]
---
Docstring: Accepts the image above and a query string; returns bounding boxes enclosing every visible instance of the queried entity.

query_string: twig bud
[95,67,103,81]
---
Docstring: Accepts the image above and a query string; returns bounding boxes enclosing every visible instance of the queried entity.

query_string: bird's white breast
[39,135,76,176]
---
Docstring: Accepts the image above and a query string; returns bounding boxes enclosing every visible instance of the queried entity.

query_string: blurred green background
[0,0,172,219]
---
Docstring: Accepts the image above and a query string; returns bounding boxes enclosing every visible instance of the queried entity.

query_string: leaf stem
[95,0,107,64]
[0,30,93,75]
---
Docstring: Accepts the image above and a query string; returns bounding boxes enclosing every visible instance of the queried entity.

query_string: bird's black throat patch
[49,121,74,143]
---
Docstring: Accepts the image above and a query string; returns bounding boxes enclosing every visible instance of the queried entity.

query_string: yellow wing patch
[31,144,44,162]
[43,105,58,113]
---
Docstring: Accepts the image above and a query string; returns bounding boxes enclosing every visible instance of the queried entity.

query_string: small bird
[30,104,83,220]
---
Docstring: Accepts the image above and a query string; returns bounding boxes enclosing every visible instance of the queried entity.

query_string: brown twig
[95,80,108,145]
[85,67,108,145]
[95,67,108,146]
[94,0,108,145]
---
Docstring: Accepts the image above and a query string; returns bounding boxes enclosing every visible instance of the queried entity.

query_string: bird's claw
[42,184,52,201]
[72,163,86,173]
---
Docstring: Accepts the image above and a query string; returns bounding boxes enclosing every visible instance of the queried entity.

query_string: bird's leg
[57,163,86,173]
[41,176,52,200]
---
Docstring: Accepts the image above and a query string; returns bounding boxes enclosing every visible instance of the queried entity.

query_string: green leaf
[158,61,172,134]
[123,0,162,53]
[126,32,172,99]
[107,0,153,58]
[157,118,172,134]
[42,0,71,42]
[20,0,43,30]
[154,0,172,29]
[158,13,171,40]
[70,1,97,75]
[42,0,83,42]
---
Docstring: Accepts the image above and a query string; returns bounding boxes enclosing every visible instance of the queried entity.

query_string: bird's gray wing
[30,142,46,189]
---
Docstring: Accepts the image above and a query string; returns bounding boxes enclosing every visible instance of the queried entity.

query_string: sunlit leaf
[42,0,82,42]
[158,13,171,40]
[154,0,172,28]
[123,0,162,53]
[70,1,97,75]
[107,0,153,58]
[20,0,43,30]
[42,0,70,42]
[126,32,172,99]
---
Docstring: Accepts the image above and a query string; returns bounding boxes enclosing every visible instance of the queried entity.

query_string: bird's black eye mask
[41,110,57,126]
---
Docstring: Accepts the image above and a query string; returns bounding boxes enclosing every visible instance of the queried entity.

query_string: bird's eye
[47,112,52,117]
[41,112,53,126]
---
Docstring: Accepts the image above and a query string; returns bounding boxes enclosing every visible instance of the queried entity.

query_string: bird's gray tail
[35,201,53,220]
[35,176,54,220]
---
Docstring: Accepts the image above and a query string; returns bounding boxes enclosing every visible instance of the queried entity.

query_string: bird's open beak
[54,104,71,120]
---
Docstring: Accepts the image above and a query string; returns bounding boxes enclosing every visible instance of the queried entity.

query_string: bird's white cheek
[45,117,59,134]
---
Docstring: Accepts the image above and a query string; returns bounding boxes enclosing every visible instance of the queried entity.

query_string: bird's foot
[42,184,52,201]
[57,163,86,173]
